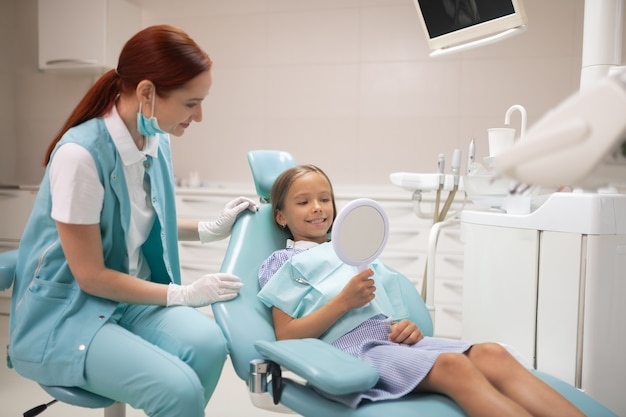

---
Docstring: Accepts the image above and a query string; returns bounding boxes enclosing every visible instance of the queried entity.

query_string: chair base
[28,385,126,417]
[24,400,125,417]
[104,402,126,417]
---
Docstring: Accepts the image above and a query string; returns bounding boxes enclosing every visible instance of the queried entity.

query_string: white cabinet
[0,187,38,313]
[38,0,140,74]
[461,223,539,361]
[0,188,37,245]
[460,193,626,416]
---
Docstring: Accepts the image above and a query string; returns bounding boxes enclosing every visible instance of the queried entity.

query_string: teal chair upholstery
[247,149,298,202]
[0,249,125,416]
[212,150,617,417]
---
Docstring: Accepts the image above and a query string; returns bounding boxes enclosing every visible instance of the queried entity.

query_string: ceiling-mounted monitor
[413,0,528,57]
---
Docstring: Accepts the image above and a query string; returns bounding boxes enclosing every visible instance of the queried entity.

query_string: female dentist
[8,25,256,417]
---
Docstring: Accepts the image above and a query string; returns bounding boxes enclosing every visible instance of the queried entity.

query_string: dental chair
[0,250,125,417]
[211,149,617,417]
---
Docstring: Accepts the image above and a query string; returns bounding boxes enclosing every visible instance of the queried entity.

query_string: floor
[0,314,284,417]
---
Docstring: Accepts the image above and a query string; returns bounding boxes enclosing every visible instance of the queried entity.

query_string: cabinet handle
[180,242,202,248]
[443,257,464,269]
[45,59,98,66]
[179,197,214,204]
[441,306,463,315]
[181,264,210,272]
[442,281,463,291]
[0,238,20,244]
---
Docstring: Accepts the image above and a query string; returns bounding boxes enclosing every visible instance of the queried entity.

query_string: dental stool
[210,149,618,417]
[0,250,125,417]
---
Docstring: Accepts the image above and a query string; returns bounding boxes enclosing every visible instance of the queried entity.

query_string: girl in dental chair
[257,164,586,417]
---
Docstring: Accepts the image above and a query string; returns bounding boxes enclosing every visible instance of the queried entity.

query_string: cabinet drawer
[433,303,463,339]
[0,240,20,253]
[386,228,426,253]
[379,251,425,284]
[432,253,464,278]
[175,188,256,220]
[180,262,222,284]
[0,189,37,240]
[435,277,463,305]
[437,228,465,254]
[176,195,232,219]
[380,201,422,228]
[178,241,229,265]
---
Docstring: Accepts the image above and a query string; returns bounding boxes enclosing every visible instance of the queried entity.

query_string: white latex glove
[166,273,243,307]
[198,196,259,242]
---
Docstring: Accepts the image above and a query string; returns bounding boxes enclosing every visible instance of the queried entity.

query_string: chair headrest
[247,150,297,202]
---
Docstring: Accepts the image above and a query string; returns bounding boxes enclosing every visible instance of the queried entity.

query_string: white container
[487,127,516,157]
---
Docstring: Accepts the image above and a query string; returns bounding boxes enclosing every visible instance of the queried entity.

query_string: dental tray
[389,172,464,193]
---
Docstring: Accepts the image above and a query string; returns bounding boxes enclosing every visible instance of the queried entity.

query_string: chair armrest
[254,338,378,395]
[0,250,18,291]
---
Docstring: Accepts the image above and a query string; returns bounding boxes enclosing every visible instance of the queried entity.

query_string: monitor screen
[414,0,528,56]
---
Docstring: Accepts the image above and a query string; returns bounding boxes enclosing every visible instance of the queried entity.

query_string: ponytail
[43,25,211,166]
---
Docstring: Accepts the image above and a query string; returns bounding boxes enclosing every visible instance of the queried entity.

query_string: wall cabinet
[38,0,140,74]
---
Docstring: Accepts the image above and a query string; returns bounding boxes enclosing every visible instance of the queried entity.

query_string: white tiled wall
[1,0,615,190]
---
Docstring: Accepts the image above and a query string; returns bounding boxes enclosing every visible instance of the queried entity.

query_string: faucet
[504,104,527,140]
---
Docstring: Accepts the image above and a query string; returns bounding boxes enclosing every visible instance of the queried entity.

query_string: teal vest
[258,243,408,343]
[8,118,181,386]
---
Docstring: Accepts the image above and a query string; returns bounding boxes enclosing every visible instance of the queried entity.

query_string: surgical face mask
[137,89,166,137]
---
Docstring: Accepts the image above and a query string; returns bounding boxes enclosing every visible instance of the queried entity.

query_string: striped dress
[258,244,472,409]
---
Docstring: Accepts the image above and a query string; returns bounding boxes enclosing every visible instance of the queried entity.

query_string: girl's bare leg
[466,343,586,417]
[415,352,532,417]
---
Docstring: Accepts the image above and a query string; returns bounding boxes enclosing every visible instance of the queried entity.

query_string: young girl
[257,164,586,417]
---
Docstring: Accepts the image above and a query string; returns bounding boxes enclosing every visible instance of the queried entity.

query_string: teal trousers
[80,304,227,417]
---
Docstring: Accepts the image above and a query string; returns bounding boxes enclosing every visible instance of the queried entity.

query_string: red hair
[44,25,212,165]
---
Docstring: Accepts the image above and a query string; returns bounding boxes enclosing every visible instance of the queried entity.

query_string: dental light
[494,70,626,190]
[495,0,625,190]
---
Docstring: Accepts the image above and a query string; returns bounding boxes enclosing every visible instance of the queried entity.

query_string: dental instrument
[437,149,461,222]
[466,138,475,175]
[421,149,462,300]
[433,153,445,225]
[421,154,446,300]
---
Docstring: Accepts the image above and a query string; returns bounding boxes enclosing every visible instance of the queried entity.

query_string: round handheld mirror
[331,198,389,272]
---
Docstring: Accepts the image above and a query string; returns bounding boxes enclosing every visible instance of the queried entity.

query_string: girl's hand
[337,268,376,311]
[389,319,423,345]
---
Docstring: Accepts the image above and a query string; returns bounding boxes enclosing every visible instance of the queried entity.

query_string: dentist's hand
[166,273,244,307]
[198,196,259,242]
